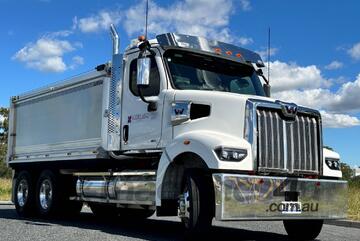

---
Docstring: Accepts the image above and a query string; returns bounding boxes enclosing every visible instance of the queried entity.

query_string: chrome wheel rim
[17,179,29,207]
[39,179,52,210]
[178,190,190,223]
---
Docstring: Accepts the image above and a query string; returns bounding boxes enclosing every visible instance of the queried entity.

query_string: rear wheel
[36,170,58,216]
[283,219,323,240]
[36,170,82,217]
[179,171,214,235]
[14,171,36,217]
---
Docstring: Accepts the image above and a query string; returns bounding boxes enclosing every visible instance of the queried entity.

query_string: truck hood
[172,90,276,141]
[172,89,319,141]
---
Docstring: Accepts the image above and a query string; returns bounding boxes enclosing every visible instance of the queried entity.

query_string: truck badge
[278,101,298,118]
[174,108,185,115]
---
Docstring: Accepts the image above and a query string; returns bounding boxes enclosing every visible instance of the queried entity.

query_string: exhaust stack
[110,24,119,55]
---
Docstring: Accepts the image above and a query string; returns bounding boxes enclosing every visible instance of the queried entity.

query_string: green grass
[0,178,12,201]
[348,180,360,221]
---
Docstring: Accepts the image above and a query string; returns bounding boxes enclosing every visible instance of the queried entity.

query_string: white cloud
[239,0,251,11]
[264,60,330,93]
[13,37,79,72]
[122,0,248,43]
[76,10,121,33]
[46,30,73,38]
[348,42,360,60]
[266,60,360,128]
[30,56,67,72]
[325,60,343,70]
[272,73,360,113]
[320,111,360,128]
[73,0,253,42]
[69,56,84,70]
[257,47,278,61]
[238,37,253,46]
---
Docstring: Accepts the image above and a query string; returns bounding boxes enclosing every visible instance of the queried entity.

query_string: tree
[0,107,9,143]
[0,107,11,178]
[340,162,354,181]
[323,145,334,151]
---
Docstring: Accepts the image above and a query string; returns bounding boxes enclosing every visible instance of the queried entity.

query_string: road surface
[0,204,358,241]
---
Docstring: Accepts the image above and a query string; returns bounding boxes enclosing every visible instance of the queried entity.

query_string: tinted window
[130,57,160,97]
[165,50,265,96]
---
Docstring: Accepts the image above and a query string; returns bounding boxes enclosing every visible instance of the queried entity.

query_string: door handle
[123,125,129,143]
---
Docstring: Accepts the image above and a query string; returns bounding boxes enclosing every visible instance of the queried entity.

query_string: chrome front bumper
[212,174,348,221]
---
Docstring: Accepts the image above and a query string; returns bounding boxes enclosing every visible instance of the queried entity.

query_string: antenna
[145,0,149,39]
[267,27,271,83]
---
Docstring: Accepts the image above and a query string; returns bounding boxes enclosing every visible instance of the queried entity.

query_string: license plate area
[281,201,302,214]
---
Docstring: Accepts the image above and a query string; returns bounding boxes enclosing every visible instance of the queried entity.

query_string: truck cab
[7,28,347,240]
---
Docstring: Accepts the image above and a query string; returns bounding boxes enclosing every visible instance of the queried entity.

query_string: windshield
[164,50,265,96]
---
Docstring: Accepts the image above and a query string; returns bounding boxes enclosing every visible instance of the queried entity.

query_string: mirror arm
[138,40,155,57]
[259,73,270,85]
[137,86,157,112]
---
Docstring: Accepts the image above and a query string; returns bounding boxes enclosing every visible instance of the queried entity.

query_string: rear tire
[179,170,214,235]
[36,170,82,217]
[36,170,59,217]
[14,171,36,217]
[283,219,323,240]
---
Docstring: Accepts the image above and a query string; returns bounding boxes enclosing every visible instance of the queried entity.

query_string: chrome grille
[256,108,320,174]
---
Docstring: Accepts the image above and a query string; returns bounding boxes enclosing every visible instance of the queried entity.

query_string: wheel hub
[39,179,53,210]
[17,179,29,207]
[178,190,190,219]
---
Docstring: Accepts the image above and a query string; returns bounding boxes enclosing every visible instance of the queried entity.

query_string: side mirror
[137,57,151,87]
[263,84,271,97]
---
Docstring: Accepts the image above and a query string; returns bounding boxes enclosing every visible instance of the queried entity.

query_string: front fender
[323,148,342,178]
[156,130,253,206]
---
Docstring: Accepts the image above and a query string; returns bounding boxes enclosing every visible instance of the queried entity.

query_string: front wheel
[283,219,323,240]
[179,171,214,235]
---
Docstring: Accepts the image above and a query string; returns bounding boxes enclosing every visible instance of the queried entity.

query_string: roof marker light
[214,48,222,54]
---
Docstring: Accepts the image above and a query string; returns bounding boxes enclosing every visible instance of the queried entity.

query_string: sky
[0,0,359,167]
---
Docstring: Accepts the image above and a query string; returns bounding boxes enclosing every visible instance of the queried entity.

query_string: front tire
[283,219,323,240]
[179,171,214,235]
[14,171,36,217]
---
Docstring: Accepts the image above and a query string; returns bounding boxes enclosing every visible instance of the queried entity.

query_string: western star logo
[174,108,185,115]
[276,100,298,118]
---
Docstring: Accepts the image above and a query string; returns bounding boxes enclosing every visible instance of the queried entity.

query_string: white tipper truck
[7,25,347,240]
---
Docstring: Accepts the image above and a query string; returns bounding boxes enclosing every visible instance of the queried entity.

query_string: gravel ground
[0,204,359,241]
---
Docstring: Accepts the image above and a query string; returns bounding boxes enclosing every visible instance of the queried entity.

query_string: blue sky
[0,0,360,167]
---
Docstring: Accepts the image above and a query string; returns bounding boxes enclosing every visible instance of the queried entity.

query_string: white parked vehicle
[7,25,347,240]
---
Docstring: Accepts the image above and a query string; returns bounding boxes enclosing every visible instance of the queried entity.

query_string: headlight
[325,158,340,170]
[215,147,247,162]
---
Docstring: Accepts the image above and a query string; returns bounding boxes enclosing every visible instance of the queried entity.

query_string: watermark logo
[266,202,319,213]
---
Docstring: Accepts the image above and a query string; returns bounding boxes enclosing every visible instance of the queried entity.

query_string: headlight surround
[215,147,247,162]
[325,158,340,170]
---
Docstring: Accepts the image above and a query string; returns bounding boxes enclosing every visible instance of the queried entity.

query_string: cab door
[121,50,165,150]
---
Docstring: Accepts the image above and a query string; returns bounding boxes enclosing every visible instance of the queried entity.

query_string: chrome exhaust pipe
[110,24,119,55]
